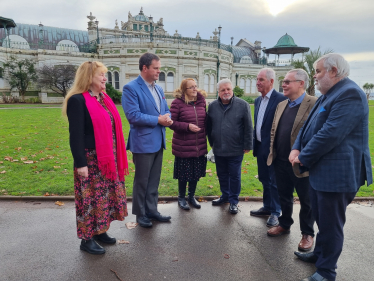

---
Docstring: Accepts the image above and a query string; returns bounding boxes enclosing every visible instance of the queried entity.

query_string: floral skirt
[74,149,127,240]
[173,155,207,182]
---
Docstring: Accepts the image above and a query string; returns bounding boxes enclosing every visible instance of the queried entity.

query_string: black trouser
[273,159,314,236]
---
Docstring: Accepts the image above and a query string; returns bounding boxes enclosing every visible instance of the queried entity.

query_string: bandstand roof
[0,16,16,28]
[263,33,309,55]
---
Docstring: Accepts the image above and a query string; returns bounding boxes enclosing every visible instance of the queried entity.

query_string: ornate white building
[0,8,302,102]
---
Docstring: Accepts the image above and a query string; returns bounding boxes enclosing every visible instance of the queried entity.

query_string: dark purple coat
[169,92,208,158]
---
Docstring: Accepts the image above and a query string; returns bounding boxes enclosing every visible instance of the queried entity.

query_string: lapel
[273,100,287,134]
[154,85,163,113]
[137,76,160,113]
[301,95,324,137]
[262,89,277,126]
[254,97,260,124]
[291,95,311,136]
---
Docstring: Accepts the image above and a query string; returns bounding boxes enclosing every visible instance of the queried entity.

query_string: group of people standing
[64,52,372,281]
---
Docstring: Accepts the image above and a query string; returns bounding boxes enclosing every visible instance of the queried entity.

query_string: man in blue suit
[251,68,287,227]
[122,53,173,228]
[291,54,373,281]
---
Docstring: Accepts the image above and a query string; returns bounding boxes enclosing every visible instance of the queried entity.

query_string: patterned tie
[150,82,161,112]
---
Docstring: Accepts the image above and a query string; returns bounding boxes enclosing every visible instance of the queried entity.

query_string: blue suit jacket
[253,89,287,157]
[293,78,373,192]
[122,75,171,153]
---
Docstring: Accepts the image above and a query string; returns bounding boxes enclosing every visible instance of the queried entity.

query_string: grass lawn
[0,104,61,108]
[0,105,373,197]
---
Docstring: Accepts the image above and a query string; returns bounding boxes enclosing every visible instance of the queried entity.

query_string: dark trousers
[274,159,314,236]
[310,187,356,281]
[256,141,281,216]
[215,155,243,204]
[132,149,163,217]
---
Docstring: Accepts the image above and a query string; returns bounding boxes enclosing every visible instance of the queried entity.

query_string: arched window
[204,75,209,93]
[107,72,113,86]
[240,78,245,90]
[114,72,120,90]
[3,35,30,50]
[167,72,174,92]
[56,40,79,52]
[246,79,250,94]
[251,79,257,93]
[239,56,253,64]
[158,72,166,91]
[210,74,215,93]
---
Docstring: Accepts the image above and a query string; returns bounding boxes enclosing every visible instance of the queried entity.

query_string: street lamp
[216,25,222,98]
[149,21,153,42]
[95,20,100,44]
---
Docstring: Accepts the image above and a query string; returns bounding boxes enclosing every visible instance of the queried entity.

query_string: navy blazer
[253,89,287,157]
[122,75,171,153]
[293,78,373,192]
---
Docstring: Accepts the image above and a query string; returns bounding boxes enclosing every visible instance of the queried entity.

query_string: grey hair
[287,68,309,89]
[313,53,350,78]
[217,78,233,90]
[258,68,275,81]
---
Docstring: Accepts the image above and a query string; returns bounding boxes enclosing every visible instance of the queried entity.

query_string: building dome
[274,33,297,47]
[134,8,149,22]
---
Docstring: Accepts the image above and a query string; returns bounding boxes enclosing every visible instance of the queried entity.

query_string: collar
[288,92,305,108]
[88,89,103,101]
[262,88,274,99]
[140,74,155,88]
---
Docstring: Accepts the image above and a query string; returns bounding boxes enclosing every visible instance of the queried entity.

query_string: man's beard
[316,72,334,94]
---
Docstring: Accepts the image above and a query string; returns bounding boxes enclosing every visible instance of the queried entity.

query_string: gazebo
[262,33,309,65]
[0,16,17,48]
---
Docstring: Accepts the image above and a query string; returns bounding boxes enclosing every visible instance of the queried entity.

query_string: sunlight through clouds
[265,0,301,16]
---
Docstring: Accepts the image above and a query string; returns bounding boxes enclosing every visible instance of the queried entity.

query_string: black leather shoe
[178,197,190,210]
[294,251,318,263]
[212,197,229,206]
[93,232,116,244]
[136,215,153,228]
[80,239,105,255]
[229,203,238,214]
[147,212,171,222]
[250,207,271,217]
[301,271,332,281]
[188,196,201,209]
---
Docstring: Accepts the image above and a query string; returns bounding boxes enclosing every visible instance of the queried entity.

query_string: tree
[3,56,38,100]
[363,83,374,102]
[105,83,122,104]
[37,64,77,97]
[291,47,333,96]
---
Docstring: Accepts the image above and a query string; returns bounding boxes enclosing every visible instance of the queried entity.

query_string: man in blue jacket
[251,68,287,227]
[291,53,373,281]
[122,53,173,228]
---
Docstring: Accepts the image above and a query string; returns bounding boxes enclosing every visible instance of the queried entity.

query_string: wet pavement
[0,200,373,281]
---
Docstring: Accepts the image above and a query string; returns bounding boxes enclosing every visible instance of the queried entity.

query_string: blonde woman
[169,79,208,210]
[62,61,129,255]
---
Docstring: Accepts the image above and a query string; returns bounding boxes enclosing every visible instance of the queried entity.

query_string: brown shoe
[267,225,290,237]
[298,234,314,251]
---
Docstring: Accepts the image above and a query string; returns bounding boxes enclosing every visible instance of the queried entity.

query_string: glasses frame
[186,85,198,90]
[281,80,302,85]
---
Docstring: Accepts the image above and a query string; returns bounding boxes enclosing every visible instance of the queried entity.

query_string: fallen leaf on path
[172,257,178,262]
[110,269,124,281]
[118,240,130,244]
[55,201,64,206]
[23,161,34,164]
[224,254,230,259]
[0,170,6,174]
[244,197,250,202]
[198,196,204,202]
[125,222,138,229]
[44,192,50,196]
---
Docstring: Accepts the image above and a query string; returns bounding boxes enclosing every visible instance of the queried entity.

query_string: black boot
[188,181,201,209]
[80,239,105,255]
[178,180,190,210]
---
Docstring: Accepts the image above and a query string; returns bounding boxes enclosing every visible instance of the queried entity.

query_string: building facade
[0,8,299,102]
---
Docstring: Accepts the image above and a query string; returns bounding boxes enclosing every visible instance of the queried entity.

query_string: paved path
[0,200,373,281]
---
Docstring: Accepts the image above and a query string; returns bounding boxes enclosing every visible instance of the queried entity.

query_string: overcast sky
[3,0,373,85]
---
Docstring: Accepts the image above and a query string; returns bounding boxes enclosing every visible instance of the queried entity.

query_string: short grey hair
[287,68,309,89]
[217,78,233,90]
[258,68,275,81]
[313,53,350,78]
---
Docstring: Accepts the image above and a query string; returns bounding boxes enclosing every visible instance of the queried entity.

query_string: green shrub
[105,83,122,104]
[240,96,255,104]
[27,97,41,103]
[233,86,244,97]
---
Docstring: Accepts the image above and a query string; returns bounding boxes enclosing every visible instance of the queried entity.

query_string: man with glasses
[266,69,317,252]
[251,68,286,227]
[207,79,253,214]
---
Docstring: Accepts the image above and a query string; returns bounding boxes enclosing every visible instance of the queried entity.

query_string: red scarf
[82,91,128,181]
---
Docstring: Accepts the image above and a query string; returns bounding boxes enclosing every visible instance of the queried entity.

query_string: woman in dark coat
[62,61,129,255]
[169,78,208,210]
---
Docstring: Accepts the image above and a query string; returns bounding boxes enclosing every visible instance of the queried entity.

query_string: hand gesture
[77,166,88,178]
[289,149,300,164]
[158,113,173,127]
[188,124,201,132]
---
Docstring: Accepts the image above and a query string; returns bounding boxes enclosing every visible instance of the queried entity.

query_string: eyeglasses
[186,86,198,90]
[281,80,302,85]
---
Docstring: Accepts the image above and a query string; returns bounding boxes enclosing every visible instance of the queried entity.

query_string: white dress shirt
[256,89,273,142]
[140,75,161,112]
